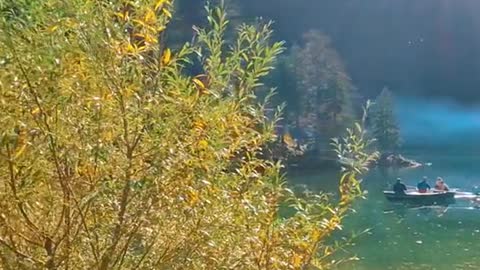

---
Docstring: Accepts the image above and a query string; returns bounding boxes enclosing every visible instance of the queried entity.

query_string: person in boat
[393,178,407,195]
[434,177,449,191]
[417,177,431,193]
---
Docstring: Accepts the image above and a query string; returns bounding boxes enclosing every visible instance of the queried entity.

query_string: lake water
[289,151,480,270]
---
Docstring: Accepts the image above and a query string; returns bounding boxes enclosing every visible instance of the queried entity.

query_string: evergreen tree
[372,87,401,154]
[291,30,357,152]
[266,54,301,134]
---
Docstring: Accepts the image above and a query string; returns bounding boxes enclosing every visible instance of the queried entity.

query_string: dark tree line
[371,88,401,154]
[268,30,358,155]
[174,2,403,159]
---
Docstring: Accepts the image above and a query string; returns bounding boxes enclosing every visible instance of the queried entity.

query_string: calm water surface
[289,152,480,270]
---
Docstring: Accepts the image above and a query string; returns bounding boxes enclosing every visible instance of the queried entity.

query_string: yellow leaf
[115,11,129,21]
[187,190,199,206]
[193,120,206,130]
[134,33,145,39]
[162,8,172,19]
[144,9,156,24]
[283,133,296,148]
[324,246,332,256]
[292,254,303,268]
[157,25,166,33]
[193,76,211,95]
[31,107,41,116]
[144,33,157,44]
[198,140,209,150]
[115,12,124,20]
[14,144,27,159]
[132,19,146,27]
[162,48,171,65]
[126,42,136,53]
[311,228,322,241]
[154,0,166,11]
[47,25,58,33]
[137,45,146,52]
[192,78,205,89]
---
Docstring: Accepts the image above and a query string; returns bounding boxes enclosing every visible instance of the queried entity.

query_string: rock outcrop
[380,154,423,168]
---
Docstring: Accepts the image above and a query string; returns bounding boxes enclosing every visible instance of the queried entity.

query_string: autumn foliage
[0,1,376,269]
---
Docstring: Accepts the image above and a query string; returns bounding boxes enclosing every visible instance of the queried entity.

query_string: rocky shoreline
[379,154,423,168]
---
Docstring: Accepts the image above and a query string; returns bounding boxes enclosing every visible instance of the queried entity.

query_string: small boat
[384,191,456,205]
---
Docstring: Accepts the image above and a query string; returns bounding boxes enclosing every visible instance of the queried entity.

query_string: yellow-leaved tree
[0,0,377,269]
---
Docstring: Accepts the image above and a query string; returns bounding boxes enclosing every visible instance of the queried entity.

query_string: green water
[290,152,480,270]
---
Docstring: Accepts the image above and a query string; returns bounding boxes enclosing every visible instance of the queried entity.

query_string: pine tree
[372,87,401,154]
[292,30,356,152]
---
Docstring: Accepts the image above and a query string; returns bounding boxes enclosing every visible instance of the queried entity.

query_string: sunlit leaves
[124,41,145,55]
[192,77,210,96]
[197,140,209,150]
[192,78,205,89]
[154,0,167,11]
[196,12,284,99]
[115,11,130,22]
[162,7,172,19]
[47,24,59,33]
[144,8,156,24]
[0,1,376,270]
[162,48,171,65]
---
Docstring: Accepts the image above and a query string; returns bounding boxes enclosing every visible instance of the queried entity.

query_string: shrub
[0,1,377,269]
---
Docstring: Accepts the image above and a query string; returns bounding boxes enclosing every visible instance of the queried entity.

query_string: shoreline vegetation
[271,138,423,171]
[271,84,418,170]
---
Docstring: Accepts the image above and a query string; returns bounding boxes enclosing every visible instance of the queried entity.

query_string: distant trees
[271,30,357,153]
[268,54,300,123]
[371,87,401,154]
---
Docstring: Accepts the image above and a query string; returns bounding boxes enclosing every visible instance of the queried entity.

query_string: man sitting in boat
[417,177,431,193]
[434,177,449,191]
[393,178,407,195]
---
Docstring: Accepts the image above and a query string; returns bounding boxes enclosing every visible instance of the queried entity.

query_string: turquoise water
[290,152,480,270]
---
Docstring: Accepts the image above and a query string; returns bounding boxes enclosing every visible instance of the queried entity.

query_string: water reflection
[290,153,480,270]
